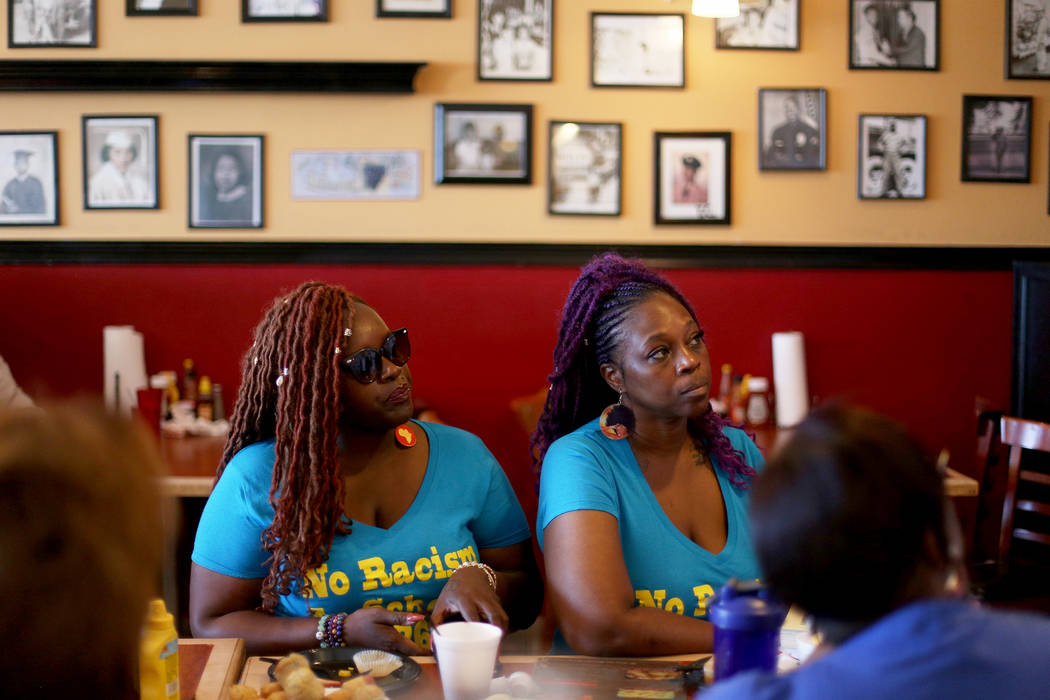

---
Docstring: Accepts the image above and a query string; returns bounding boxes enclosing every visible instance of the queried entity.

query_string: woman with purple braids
[532,254,764,655]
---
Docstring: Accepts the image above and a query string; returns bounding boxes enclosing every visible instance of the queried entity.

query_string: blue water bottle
[709,579,787,682]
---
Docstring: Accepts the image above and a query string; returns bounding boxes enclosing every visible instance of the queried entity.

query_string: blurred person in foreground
[704,402,1050,700]
[0,402,165,699]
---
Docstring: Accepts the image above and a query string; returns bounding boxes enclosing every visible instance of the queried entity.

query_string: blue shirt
[703,599,1050,700]
[537,419,764,636]
[192,420,530,648]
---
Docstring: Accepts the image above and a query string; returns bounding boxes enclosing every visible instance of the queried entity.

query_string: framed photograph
[376,0,450,18]
[189,134,264,228]
[1006,0,1050,79]
[0,131,58,226]
[654,131,731,225]
[291,150,420,200]
[548,121,621,216]
[126,0,197,16]
[857,114,926,199]
[8,0,97,47]
[716,0,799,50]
[591,13,685,88]
[434,103,532,185]
[961,95,1032,183]
[242,0,327,22]
[82,116,158,210]
[849,0,938,70]
[759,88,826,171]
[478,0,552,81]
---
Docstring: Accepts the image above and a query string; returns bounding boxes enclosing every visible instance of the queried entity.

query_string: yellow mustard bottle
[140,598,180,700]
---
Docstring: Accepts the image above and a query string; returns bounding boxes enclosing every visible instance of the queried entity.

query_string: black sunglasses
[340,328,411,384]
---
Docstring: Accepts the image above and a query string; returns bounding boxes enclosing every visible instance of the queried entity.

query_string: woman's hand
[342,608,428,656]
[431,566,510,632]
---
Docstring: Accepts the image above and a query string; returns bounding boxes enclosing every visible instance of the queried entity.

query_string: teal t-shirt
[537,418,763,637]
[192,420,530,648]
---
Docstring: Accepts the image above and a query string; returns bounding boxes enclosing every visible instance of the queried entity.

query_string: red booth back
[0,263,1012,522]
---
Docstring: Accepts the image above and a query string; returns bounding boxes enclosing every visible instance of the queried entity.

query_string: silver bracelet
[456,560,497,591]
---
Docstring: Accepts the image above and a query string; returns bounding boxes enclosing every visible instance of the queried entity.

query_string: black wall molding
[2,241,1048,270]
[0,60,426,93]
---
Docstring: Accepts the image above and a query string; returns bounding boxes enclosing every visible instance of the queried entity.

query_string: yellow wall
[0,0,1045,245]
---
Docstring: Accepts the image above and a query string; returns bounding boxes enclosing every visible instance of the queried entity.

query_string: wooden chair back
[997,416,1050,569]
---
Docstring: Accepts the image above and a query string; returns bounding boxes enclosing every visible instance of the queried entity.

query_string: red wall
[0,263,1013,522]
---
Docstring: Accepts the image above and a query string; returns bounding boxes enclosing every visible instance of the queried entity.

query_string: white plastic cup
[432,621,503,700]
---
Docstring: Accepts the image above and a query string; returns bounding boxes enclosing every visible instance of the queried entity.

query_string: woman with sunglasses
[532,254,764,656]
[190,282,541,655]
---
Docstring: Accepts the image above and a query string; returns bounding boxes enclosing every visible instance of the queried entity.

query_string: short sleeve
[536,435,620,550]
[191,443,274,579]
[468,448,532,550]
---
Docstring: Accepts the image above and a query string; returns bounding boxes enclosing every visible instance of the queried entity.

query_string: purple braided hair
[530,253,755,488]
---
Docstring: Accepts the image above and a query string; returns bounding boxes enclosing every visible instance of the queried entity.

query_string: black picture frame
[81,115,159,210]
[716,0,799,51]
[434,103,532,185]
[654,131,732,226]
[857,114,927,200]
[0,130,59,226]
[849,0,939,71]
[591,12,685,88]
[1006,0,1050,79]
[758,88,826,171]
[376,0,451,18]
[478,0,553,82]
[188,134,264,229]
[9,0,97,48]
[242,0,327,22]
[548,121,621,217]
[126,0,198,16]
[961,95,1032,183]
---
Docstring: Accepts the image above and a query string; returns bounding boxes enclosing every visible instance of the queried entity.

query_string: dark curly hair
[530,253,754,487]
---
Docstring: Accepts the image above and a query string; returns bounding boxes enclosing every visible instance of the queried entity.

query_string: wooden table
[160,434,226,497]
[179,638,245,700]
[238,653,707,700]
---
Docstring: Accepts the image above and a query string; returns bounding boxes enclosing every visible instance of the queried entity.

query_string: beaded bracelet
[456,560,497,591]
[317,611,347,648]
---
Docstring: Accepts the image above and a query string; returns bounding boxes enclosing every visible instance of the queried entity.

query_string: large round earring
[600,394,634,440]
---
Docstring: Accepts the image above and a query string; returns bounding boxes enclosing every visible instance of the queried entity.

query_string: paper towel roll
[772,331,809,428]
[104,325,148,416]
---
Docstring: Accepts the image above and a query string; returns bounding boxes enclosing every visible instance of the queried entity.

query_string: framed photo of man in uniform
[758,88,826,171]
[961,95,1032,183]
[548,121,621,216]
[81,115,158,210]
[1006,0,1050,79]
[0,131,58,226]
[849,0,938,71]
[857,114,926,199]
[653,131,731,225]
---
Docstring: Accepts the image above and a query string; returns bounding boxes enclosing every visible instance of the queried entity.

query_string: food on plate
[273,653,324,700]
[228,685,261,700]
[261,681,283,695]
[340,675,389,700]
[352,649,404,678]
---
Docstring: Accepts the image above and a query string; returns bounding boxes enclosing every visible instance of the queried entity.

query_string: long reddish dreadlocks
[218,281,361,612]
[530,254,755,487]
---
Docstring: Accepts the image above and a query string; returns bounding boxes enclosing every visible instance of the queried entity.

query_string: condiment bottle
[212,383,225,421]
[182,358,198,406]
[196,376,213,421]
[716,363,733,416]
[745,376,772,427]
[139,598,179,700]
